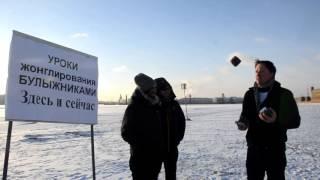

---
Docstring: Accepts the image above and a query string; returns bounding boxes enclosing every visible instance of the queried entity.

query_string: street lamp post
[181,83,191,121]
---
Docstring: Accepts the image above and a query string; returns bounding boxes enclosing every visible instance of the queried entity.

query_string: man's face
[255,64,274,86]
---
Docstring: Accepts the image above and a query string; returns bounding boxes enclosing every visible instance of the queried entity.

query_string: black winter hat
[134,73,156,92]
[155,77,172,91]
[155,77,176,100]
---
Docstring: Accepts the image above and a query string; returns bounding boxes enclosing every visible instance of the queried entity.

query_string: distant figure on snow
[155,77,186,180]
[236,60,300,180]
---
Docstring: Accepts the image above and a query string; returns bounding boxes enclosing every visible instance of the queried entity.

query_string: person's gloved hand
[259,107,277,123]
[235,121,248,131]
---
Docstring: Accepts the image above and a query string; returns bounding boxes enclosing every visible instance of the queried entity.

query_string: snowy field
[0,104,320,179]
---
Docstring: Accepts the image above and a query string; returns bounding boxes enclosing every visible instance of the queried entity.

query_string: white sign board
[5,31,98,124]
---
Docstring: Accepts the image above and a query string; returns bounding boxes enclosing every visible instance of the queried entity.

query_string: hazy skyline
[1,0,319,101]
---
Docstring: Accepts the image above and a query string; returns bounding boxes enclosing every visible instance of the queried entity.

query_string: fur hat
[134,73,156,92]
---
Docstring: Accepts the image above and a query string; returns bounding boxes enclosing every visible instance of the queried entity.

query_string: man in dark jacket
[155,77,186,180]
[236,60,300,180]
[121,73,163,180]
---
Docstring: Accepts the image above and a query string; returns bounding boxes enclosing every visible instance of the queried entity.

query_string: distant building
[178,96,243,104]
[0,95,5,105]
[178,97,214,104]
[215,96,243,104]
[311,87,320,102]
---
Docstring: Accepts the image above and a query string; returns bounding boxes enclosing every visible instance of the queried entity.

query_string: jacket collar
[131,88,160,106]
[250,81,281,111]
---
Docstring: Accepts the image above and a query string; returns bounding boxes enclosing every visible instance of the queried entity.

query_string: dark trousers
[246,144,286,180]
[129,147,179,180]
[163,147,178,180]
[129,151,162,180]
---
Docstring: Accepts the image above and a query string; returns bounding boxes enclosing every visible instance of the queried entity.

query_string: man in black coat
[155,77,186,180]
[236,60,300,180]
[121,73,163,180]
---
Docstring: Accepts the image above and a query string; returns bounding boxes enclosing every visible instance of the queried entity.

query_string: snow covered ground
[0,103,319,179]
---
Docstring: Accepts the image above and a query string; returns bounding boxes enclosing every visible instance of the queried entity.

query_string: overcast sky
[1,0,319,101]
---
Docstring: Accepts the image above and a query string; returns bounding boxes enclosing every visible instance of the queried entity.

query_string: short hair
[255,60,276,76]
